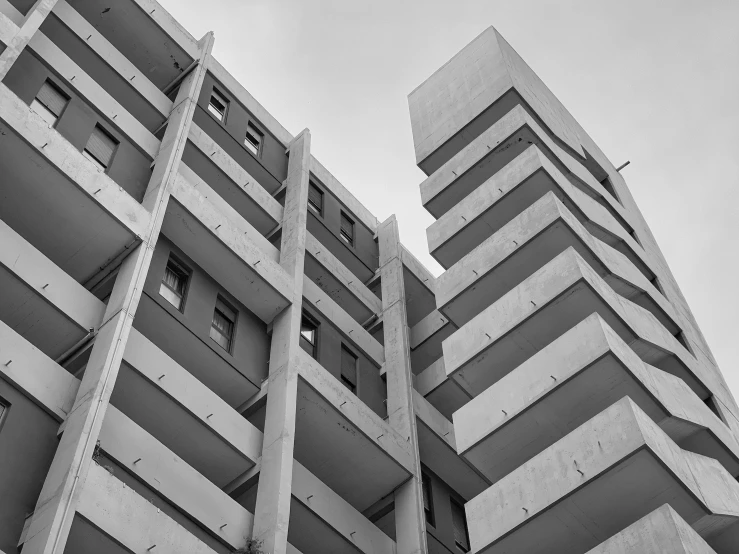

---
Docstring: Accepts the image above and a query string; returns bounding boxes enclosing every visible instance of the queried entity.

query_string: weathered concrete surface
[466,397,739,554]
[454,313,739,483]
[0,0,59,81]
[585,504,718,554]
[444,248,721,407]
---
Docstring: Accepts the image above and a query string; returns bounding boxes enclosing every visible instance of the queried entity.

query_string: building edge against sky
[0,3,737,554]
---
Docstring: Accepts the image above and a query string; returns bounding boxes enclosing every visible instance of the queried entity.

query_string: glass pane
[159,282,182,310]
[212,309,233,337]
[245,130,260,155]
[209,325,231,351]
[163,266,185,295]
[208,102,224,120]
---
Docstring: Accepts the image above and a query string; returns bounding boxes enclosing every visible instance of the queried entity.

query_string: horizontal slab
[455,313,739,483]
[466,397,739,554]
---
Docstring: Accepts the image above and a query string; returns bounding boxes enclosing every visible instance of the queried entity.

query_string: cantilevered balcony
[454,314,739,484]
[466,397,739,554]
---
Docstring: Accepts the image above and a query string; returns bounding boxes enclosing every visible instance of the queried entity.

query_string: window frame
[209,296,238,354]
[83,124,119,172]
[421,472,435,527]
[158,255,190,312]
[207,87,229,122]
[300,311,319,359]
[340,211,355,247]
[244,121,264,157]
[450,498,471,552]
[340,344,358,395]
[30,79,69,128]
[308,182,324,217]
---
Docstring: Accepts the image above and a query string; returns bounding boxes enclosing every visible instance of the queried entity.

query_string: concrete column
[21,32,214,554]
[378,215,428,554]
[0,0,57,80]
[252,129,311,554]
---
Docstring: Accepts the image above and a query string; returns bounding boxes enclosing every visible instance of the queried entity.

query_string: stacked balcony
[409,26,739,553]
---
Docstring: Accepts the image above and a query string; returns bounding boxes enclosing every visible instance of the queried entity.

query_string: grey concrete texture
[465,396,739,554]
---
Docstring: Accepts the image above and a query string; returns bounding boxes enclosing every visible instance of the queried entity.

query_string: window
[31,80,68,127]
[300,311,318,358]
[159,256,189,311]
[451,499,470,552]
[340,211,354,247]
[208,88,228,122]
[341,345,358,394]
[0,401,6,423]
[421,472,434,527]
[308,182,323,217]
[83,125,118,171]
[245,122,263,157]
[210,297,237,353]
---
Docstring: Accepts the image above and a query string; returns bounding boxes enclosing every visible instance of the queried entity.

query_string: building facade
[0,2,736,554]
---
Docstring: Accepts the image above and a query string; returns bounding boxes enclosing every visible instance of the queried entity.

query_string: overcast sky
[159,0,739,399]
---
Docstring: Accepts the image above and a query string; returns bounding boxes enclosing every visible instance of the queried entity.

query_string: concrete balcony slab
[585,504,718,554]
[454,314,739,484]
[466,397,739,554]
[445,247,713,404]
[410,310,455,375]
[0,83,148,284]
[428,144,652,282]
[166,173,293,324]
[415,356,471,420]
[436,192,678,333]
[295,351,414,512]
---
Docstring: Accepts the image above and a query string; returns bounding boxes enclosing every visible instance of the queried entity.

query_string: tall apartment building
[0,1,736,553]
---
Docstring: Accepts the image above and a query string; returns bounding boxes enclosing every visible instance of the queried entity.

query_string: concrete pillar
[252,129,311,554]
[378,215,428,554]
[0,0,58,80]
[21,32,214,554]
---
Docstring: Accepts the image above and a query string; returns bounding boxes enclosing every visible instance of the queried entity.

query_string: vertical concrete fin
[0,0,58,80]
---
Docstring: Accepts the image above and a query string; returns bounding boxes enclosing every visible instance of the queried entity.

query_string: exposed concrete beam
[414,357,449,397]
[378,215,428,554]
[400,244,436,295]
[0,9,19,45]
[410,309,450,350]
[0,0,59,80]
[303,278,384,368]
[21,32,214,554]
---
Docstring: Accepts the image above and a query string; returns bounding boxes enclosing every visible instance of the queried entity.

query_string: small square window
[210,297,237,353]
[451,499,470,552]
[300,312,319,359]
[245,122,263,157]
[340,211,354,247]
[159,256,189,311]
[308,182,323,217]
[83,125,118,171]
[208,88,228,122]
[422,472,435,527]
[341,345,358,394]
[31,80,69,127]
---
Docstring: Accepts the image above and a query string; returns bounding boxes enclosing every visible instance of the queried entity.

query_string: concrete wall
[0,378,59,554]
[134,235,269,407]
[195,73,287,194]
[3,49,152,202]
[301,304,387,419]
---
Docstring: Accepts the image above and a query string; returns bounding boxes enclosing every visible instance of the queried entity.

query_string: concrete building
[0,2,735,554]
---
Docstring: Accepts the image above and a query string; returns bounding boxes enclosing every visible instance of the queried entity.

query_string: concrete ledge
[0,9,18,45]
[415,356,470,420]
[454,313,739,483]
[78,463,218,554]
[129,0,199,59]
[410,309,455,376]
[444,247,717,405]
[585,504,717,554]
[466,397,739,554]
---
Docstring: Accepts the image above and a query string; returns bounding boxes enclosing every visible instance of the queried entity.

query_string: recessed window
[245,122,263,157]
[300,311,318,359]
[83,125,118,171]
[208,88,228,122]
[341,345,358,394]
[210,297,237,353]
[159,256,189,311]
[451,499,470,552]
[308,182,323,217]
[31,80,69,127]
[340,211,355,247]
[421,472,434,527]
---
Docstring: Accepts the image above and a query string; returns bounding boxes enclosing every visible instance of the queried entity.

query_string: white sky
[159,0,739,400]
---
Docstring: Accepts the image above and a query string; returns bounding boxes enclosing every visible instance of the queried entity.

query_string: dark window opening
[650,276,664,295]
[208,88,228,122]
[451,499,470,552]
[600,176,622,206]
[210,297,237,353]
[705,395,726,423]
[31,80,69,127]
[341,345,358,394]
[674,330,693,355]
[421,472,434,527]
[83,125,118,171]
[340,211,355,247]
[300,312,318,359]
[0,400,7,424]
[245,122,263,156]
[308,182,323,217]
[159,257,189,311]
